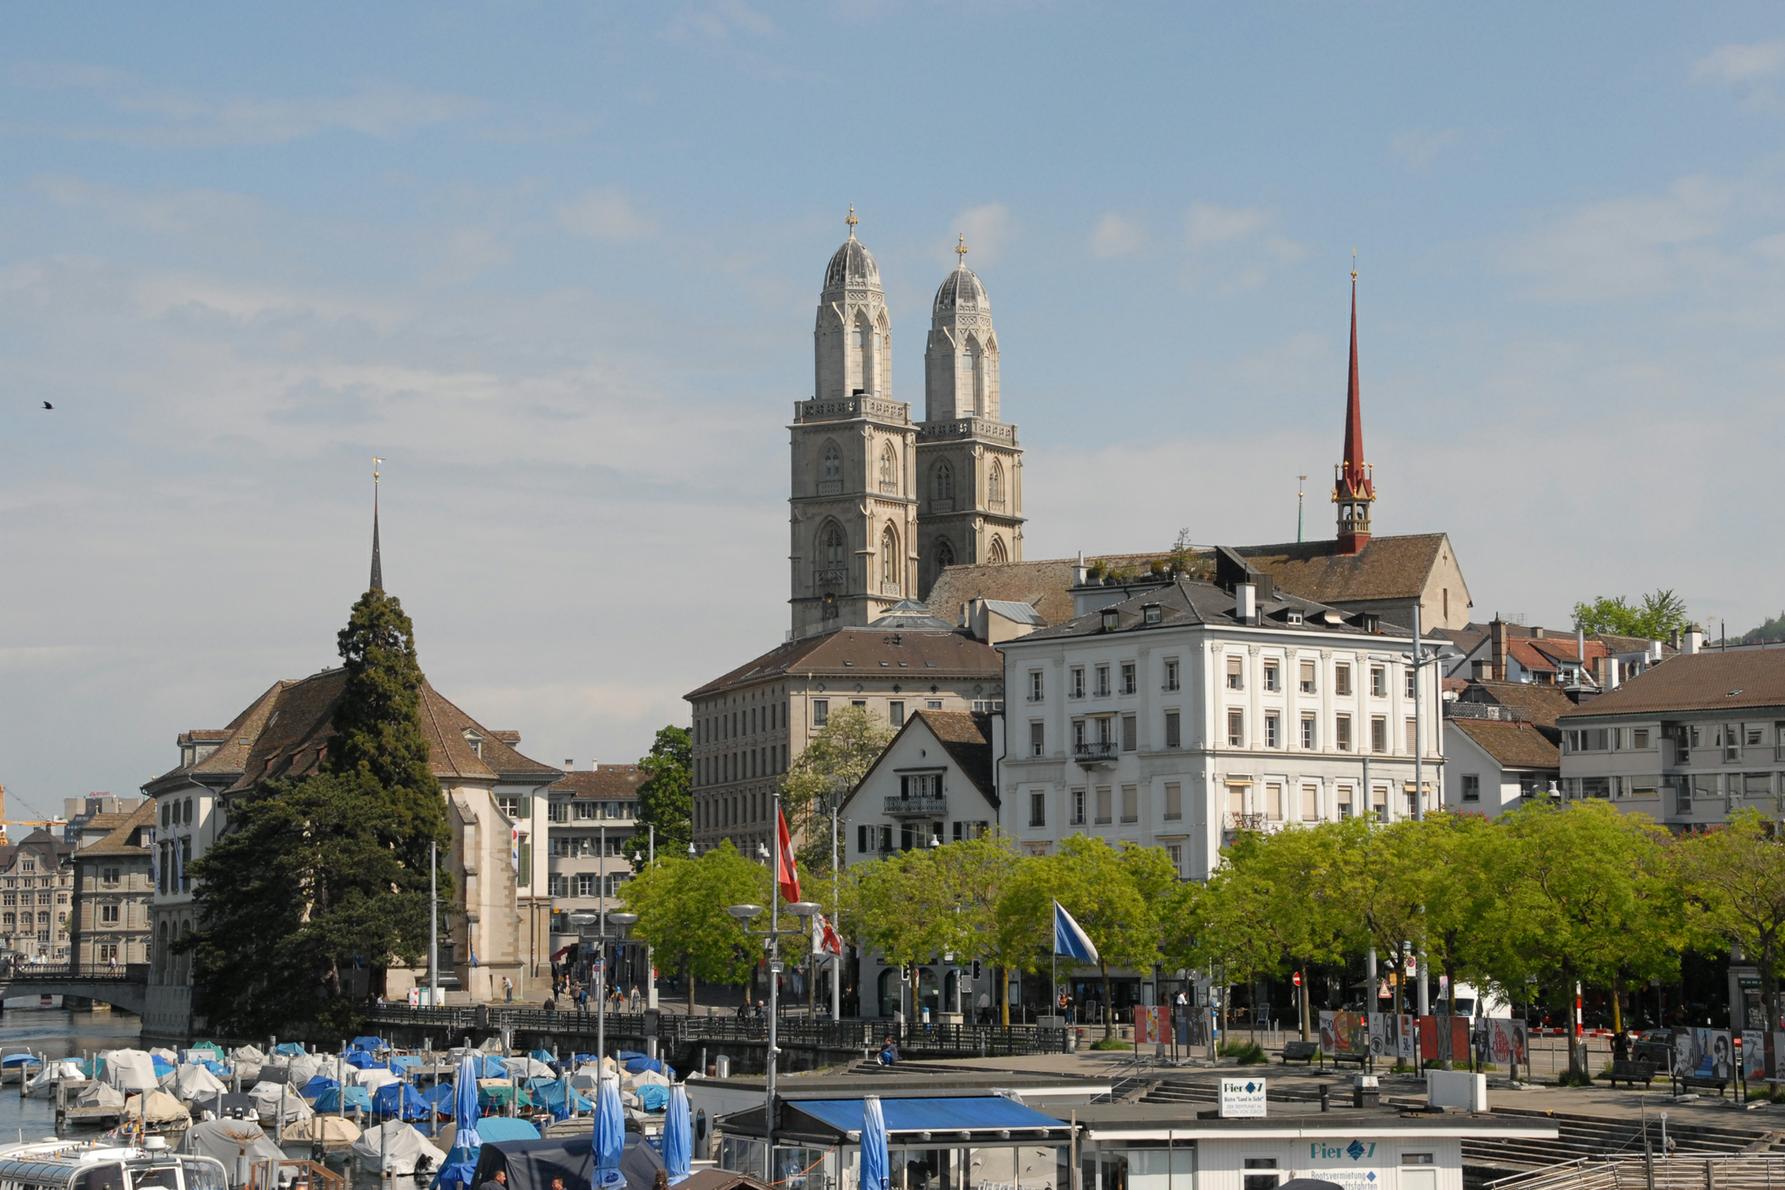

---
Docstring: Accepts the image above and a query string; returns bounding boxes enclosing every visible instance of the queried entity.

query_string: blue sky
[3,3,1783,815]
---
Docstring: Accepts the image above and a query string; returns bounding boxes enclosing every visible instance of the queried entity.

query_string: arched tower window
[820,440,842,487]
[819,521,845,569]
[855,312,876,395]
[933,460,954,503]
[966,336,985,414]
[988,458,1005,509]
[934,538,956,572]
[879,442,898,493]
[987,535,1008,565]
[880,523,900,590]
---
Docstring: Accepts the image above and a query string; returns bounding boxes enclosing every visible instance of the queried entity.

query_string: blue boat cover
[314,1085,373,1113]
[474,1117,541,1142]
[272,1043,307,1057]
[632,1083,669,1113]
[373,1082,433,1121]
[300,1075,340,1099]
[795,1097,1065,1135]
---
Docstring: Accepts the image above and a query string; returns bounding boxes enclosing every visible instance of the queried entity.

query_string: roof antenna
[1297,474,1307,543]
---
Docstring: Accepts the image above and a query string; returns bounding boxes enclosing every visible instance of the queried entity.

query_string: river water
[0,1005,142,1142]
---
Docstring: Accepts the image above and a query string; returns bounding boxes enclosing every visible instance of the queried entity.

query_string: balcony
[1073,742,1118,767]
[884,795,947,818]
[1225,812,1268,832]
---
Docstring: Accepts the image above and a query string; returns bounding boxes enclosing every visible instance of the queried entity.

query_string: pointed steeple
[370,456,384,592]
[1333,260,1375,555]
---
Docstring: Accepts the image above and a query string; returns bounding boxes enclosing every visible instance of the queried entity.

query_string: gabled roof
[146,670,560,796]
[687,626,1001,700]
[1451,719,1561,771]
[549,765,645,800]
[1456,680,1576,729]
[1008,575,1414,646]
[843,710,998,814]
[75,799,157,859]
[1559,651,1785,719]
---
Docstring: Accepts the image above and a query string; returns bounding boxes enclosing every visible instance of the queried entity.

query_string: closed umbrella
[860,1095,890,1190]
[663,1084,692,1185]
[593,1076,625,1190]
[452,1057,481,1151]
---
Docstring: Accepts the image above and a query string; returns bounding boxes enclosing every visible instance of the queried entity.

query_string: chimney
[1236,582,1257,624]
[1533,625,1546,640]
[1576,626,1586,664]
[1073,551,1088,586]
[564,758,576,769]
[1607,657,1621,690]
[1685,625,1704,655]
[1490,617,1510,682]
[1649,639,1663,662]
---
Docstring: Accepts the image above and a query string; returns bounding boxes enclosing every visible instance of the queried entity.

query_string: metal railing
[883,795,948,817]
[1486,1156,1785,1190]
[0,962,145,983]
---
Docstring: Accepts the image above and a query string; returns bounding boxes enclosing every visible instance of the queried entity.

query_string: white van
[1446,981,1510,1021]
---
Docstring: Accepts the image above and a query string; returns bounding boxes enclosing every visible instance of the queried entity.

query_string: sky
[3,3,1784,817]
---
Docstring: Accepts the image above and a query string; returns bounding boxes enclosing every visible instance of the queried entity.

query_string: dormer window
[463,729,484,759]
[1101,608,1120,632]
[1285,610,1304,626]
[1143,604,1162,625]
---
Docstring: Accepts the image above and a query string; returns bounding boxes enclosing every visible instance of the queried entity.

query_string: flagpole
[765,792,782,1184]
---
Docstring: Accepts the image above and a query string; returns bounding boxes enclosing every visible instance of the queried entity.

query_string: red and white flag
[814,912,843,956]
[775,805,801,904]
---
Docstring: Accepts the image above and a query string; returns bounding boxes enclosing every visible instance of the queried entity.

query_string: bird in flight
[42,401,53,410]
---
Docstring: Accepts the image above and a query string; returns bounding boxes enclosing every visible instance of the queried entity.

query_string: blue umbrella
[860,1095,890,1190]
[593,1076,625,1190]
[452,1055,482,1151]
[663,1084,692,1185]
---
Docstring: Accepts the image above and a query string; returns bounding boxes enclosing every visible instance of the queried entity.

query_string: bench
[1676,1059,1728,1097]
[1329,1050,1369,1069]
[1281,1041,1319,1065]
[1604,1059,1658,1088]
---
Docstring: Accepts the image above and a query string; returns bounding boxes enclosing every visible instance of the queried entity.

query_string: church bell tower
[788,209,919,639]
[1333,264,1375,556]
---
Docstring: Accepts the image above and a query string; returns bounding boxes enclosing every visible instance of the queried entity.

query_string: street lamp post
[727,796,820,1185]
[569,908,637,1069]
[1407,604,1456,1018]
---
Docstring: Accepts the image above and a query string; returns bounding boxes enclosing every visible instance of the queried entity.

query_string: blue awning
[796,1097,1066,1136]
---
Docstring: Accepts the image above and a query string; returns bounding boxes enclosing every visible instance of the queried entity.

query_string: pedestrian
[879,1035,899,1066]
[1612,1031,1630,1064]
[502,975,514,1004]
[478,1168,508,1190]
[977,989,991,1025]
[630,984,641,1010]
[756,998,766,1020]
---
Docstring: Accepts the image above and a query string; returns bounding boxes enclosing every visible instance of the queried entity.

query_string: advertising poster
[1418,1014,1473,1064]
[1485,1018,1527,1069]
[1319,1010,1369,1059]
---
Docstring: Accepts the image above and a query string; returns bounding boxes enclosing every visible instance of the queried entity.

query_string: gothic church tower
[915,236,1024,596]
[789,210,919,639]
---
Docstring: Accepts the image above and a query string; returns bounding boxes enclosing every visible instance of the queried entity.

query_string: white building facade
[998,571,1444,881]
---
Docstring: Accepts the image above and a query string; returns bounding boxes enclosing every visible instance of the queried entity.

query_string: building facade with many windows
[0,829,74,964]
[68,799,154,970]
[1557,648,1785,828]
[998,562,1443,881]
[544,764,643,958]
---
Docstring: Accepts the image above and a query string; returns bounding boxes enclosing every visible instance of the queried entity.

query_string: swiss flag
[776,805,801,904]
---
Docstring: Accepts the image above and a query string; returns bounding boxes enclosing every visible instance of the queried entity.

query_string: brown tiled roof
[146,670,559,795]
[1508,636,1607,676]
[1459,680,1577,728]
[0,829,73,872]
[1452,718,1561,770]
[922,554,1205,627]
[914,710,996,802]
[687,627,1001,700]
[1233,534,1454,606]
[74,811,131,834]
[1559,651,1785,719]
[76,800,156,859]
[550,765,645,800]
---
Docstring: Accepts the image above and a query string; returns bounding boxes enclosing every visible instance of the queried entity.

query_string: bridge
[364,1004,1067,1073]
[0,963,148,1016]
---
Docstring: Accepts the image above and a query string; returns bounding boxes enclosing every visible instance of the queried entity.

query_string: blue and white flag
[1053,900,1099,964]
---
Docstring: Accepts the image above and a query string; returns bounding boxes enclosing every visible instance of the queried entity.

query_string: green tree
[1675,810,1785,1075]
[1229,823,1355,1039]
[1472,801,1679,1080]
[191,586,448,1034]
[627,725,692,860]
[1739,612,1785,645]
[1174,844,1289,1042]
[994,836,1156,1040]
[1415,814,1503,1015]
[1571,589,1690,640]
[782,705,894,869]
[621,842,769,1011]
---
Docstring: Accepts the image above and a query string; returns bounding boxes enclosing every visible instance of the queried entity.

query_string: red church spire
[1333,258,1375,554]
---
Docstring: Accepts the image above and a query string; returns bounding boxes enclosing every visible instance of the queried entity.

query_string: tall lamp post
[1407,604,1456,1018]
[569,909,637,1069]
[727,867,820,1183]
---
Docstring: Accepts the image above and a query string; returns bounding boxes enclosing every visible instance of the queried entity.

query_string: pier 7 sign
[1308,1139,1383,1188]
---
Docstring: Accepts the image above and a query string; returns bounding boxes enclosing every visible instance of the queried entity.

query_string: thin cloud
[1692,40,1785,83]
[1182,203,1303,291]
[558,187,658,242]
[1089,212,1143,259]
[1391,127,1460,170]
[1505,176,1733,302]
[1185,203,1271,249]
[666,0,776,43]
[951,202,1012,267]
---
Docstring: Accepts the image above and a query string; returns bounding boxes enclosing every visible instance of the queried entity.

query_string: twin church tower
[789,210,1024,639]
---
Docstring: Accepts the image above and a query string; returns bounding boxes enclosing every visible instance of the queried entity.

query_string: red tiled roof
[550,765,645,799]
[1559,651,1785,719]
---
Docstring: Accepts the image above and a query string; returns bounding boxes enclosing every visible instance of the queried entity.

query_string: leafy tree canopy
[782,704,894,868]
[627,725,692,860]
[1571,589,1690,640]
[621,841,769,1004]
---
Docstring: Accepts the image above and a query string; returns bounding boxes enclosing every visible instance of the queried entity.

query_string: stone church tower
[915,237,1024,596]
[789,210,919,639]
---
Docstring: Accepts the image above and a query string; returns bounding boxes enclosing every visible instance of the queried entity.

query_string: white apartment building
[1557,648,1785,828]
[998,565,1443,881]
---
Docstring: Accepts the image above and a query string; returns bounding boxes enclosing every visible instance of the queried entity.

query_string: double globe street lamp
[726,894,821,1183]
[569,908,637,1068]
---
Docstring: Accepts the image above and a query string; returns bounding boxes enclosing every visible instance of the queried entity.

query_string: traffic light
[972,960,982,980]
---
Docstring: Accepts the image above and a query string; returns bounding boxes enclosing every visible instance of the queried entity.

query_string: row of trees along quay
[623,793,1785,1086]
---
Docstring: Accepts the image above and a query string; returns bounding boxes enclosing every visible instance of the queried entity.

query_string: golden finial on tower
[1351,247,1358,282]
[845,205,858,236]
[955,233,969,263]
[372,455,383,484]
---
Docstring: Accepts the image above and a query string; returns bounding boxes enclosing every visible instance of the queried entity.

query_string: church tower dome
[813,206,892,402]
